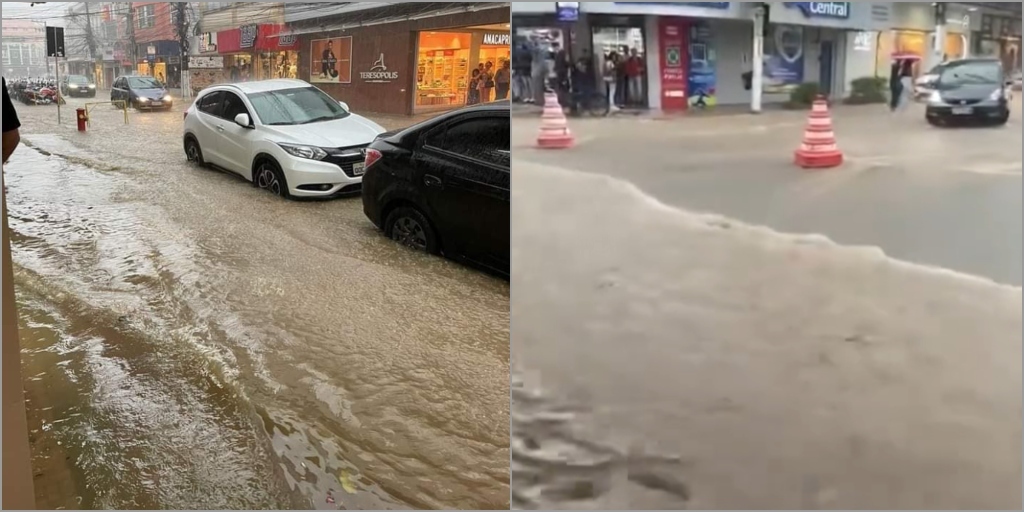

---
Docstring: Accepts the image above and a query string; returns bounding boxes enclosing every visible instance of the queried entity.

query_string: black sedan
[362,101,510,278]
[111,75,173,111]
[61,75,96,98]
[925,58,1011,127]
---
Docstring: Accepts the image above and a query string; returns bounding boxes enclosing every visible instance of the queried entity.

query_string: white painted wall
[709,19,753,105]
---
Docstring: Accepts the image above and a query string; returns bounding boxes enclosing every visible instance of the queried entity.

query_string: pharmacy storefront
[582,2,893,111]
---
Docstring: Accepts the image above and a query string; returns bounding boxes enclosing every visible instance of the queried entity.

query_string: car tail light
[365,148,383,169]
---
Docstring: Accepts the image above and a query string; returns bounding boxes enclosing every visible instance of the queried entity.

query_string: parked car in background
[361,101,510,278]
[61,75,96,98]
[183,79,386,199]
[925,58,1011,127]
[112,75,172,111]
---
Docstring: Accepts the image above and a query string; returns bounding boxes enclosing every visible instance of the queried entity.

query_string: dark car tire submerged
[184,137,205,166]
[253,159,290,199]
[385,207,440,254]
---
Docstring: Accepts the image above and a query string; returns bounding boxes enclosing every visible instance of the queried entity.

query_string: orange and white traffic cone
[536,91,574,149]
[794,96,844,169]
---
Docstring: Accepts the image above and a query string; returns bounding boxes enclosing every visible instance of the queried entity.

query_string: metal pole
[751,6,765,114]
[55,55,61,124]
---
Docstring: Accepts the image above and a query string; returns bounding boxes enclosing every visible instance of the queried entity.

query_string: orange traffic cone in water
[536,91,575,149]
[794,96,844,169]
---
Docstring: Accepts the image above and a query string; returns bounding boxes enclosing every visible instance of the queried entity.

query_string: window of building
[138,4,155,29]
[416,32,472,108]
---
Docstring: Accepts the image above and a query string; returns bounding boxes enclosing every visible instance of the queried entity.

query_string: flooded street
[7,98,509,509]
[511,161,1021,510]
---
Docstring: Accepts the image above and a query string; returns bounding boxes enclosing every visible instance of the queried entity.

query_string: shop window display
[258,51,299,80]
[477,43,511,103]
[416,32,472,108]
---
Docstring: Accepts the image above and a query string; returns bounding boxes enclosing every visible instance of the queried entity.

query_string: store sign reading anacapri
[360,53,399,83]
[483,33,511,46]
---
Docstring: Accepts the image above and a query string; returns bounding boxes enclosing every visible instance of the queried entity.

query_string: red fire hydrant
[76,108,88,132]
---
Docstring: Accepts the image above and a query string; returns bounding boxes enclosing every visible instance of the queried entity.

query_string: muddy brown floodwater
[7,97,509,509]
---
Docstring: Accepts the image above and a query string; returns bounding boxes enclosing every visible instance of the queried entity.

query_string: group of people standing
[468,60,512,105]
[510,36,648,112]
[601,48,646,111]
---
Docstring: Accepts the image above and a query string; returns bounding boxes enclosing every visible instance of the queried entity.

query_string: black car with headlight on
[112,75,173,111]
[925,58,1010,127]
[61,75,96,98]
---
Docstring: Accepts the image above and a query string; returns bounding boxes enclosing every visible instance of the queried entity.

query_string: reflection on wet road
[8,97,509,509]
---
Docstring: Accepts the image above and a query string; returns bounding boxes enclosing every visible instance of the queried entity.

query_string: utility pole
[174,2,191,97]
[126,3,136,75]
[751,3,766,114]
[82,2,98,80]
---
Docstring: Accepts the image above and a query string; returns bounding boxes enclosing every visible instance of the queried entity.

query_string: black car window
[198,91,224,116]
[937,60,1002,87]
[220,92,250,121]
[428,115,510,167]
[114,77,124,89]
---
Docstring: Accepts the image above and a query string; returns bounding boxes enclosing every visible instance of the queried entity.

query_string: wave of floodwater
[511,161,1021,510]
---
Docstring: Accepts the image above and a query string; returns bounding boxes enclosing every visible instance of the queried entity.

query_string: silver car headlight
[88,84,96,89]
[927,90,944,105]
[278,143,328,161]
[989,88,1005,101]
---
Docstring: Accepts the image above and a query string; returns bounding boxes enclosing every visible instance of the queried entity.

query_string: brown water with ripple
[9,100,509,509]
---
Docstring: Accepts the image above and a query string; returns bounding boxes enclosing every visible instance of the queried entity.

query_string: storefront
[135,41,180,83]
[254,24,301,80]
[881,2,979,76]
[413,27,511,110]
[574,2,893,112]
[217,25,257,81]
[973,12,1022,74]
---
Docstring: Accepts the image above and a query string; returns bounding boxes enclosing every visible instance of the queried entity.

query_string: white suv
[183,79,385,199]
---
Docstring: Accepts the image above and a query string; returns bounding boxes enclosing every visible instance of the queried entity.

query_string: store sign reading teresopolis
[783,2,851,19]
[360,53,398,83]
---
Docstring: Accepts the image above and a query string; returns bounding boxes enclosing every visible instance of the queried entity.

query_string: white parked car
[183,79,386,199]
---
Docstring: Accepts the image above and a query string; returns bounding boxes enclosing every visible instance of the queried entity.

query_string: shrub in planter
[788,82,824,108]
[843,76,888,105]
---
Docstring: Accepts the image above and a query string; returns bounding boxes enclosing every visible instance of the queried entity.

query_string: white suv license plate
[951,106,973,115]
[352,162,365,176]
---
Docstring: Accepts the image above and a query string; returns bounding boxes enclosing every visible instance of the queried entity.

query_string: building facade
[1,19,48,79]
[132,2,182,85]
[514,2,1020,112]
[970,6,1022,73]
[284,2,510,115]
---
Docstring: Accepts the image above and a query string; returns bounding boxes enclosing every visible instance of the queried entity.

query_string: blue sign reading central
[613,2,730,8]
[783,2,851,20]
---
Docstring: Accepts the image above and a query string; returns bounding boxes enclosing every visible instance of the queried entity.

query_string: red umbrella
[891,52,923,61]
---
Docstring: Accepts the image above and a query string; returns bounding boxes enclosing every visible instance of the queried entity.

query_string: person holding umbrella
[890,52,920,112]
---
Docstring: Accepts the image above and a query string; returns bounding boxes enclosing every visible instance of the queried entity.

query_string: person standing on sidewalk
[495,61,511,100]
[513,40,534,102]
[625,48,645,106]
[3,78,21,165]
[603,52,621,113]
[531,39,550,104]
[889,60,903,112]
